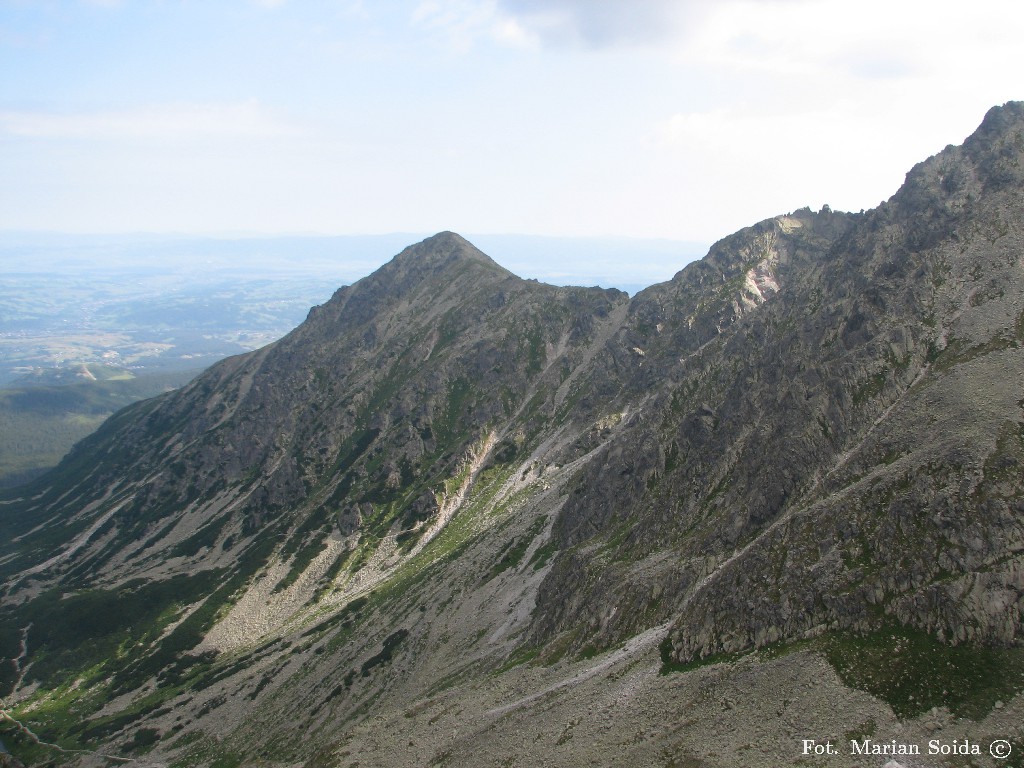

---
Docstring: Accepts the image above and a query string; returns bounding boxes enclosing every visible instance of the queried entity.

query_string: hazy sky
[2,0,1022,242]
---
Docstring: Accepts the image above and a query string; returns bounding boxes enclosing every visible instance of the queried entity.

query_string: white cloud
[0,101,299,141]
[411,0,509,51]
[409,0,706,50]
[681,0,1024,85]
[491,16,534,47]
[494,0,701,48]
[640,0,1024,233]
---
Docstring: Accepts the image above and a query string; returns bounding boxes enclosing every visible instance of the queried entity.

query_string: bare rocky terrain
[1,103,1023,767]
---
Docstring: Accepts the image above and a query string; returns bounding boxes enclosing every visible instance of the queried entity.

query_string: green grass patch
[663,622,1024,724]
[360,628,409,677]
[170,513,231,557]
[0,570,224,692]
[486,515,545,581]
[660,620,1024,721]
[527,536,558,570]
[821,624,1024,719]
[495,646,540,674]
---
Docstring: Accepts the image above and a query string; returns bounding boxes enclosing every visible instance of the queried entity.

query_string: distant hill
[0,364,199,487]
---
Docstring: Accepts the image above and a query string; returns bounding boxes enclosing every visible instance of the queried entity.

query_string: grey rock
[1,103,1023,767]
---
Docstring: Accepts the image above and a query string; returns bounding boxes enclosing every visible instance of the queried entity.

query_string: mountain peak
[391,231,509,275]
[420,230,474,248]
[973,99,1024,141]
[308,231,517,327]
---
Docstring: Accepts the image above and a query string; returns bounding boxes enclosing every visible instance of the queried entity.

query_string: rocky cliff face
[528,103,1024,665]
[1,103,1022,767]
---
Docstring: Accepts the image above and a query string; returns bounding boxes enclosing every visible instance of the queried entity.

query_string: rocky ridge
[0,103,1022,767]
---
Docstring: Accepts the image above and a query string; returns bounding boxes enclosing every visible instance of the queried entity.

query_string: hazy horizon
[0,230,710,294]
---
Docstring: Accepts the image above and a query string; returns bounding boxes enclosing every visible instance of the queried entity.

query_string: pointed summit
[305,231,520,330]
[316,232,515,321]
[416,230,480,253]
[971,99,1024,143]
[387,231,511,276]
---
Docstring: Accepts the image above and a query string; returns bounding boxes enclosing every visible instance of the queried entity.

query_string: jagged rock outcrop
[530,102,1024,664]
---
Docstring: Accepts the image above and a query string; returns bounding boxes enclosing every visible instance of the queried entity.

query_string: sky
[1,0,1023,245]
